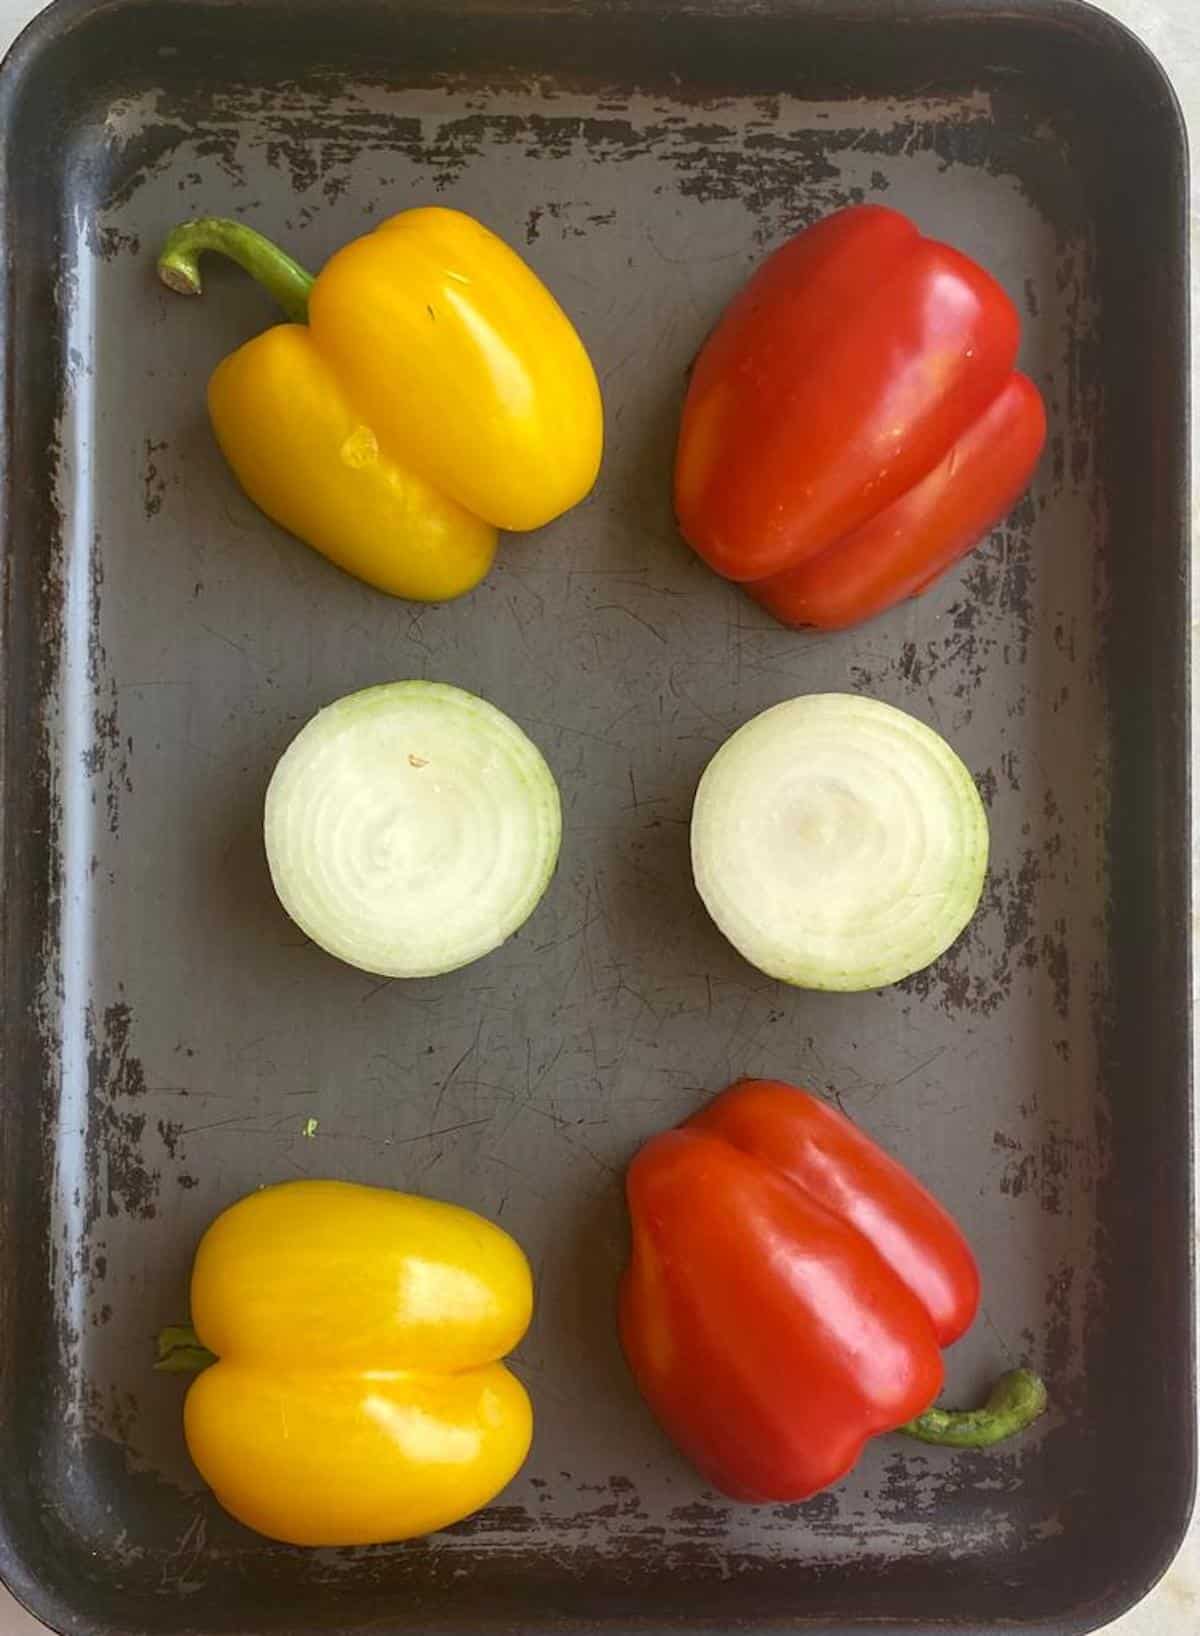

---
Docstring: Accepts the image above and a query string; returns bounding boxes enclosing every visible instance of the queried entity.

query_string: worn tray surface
[0,2,1192,1634]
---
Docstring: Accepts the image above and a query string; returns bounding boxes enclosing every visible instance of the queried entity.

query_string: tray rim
[0,0,1193,1633]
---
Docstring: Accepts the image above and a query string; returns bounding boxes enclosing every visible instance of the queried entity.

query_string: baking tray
[0,0,1191,1631]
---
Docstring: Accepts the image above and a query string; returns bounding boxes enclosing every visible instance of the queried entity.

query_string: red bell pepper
[674,206,1046,630]
[620,1079,1047,1501]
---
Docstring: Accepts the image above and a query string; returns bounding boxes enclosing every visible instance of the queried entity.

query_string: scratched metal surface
[0,2,1191,1634]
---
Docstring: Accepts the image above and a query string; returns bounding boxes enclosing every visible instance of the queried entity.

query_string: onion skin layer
[690,693,988,991]
[264,681,562,979]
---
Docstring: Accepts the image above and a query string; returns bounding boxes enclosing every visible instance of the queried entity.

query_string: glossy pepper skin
[164,1180,533,1546]
[674,205,1046,629]
[621,1080,1044,1502]
[158,209,603,601]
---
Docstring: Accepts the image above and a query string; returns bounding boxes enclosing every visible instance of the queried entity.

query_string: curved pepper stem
[158,218,315,324]
[155,1323,218,1375]
[901,1368,1047,1449]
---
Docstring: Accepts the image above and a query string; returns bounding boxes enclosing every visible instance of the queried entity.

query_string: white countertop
[0,0,1195,1632]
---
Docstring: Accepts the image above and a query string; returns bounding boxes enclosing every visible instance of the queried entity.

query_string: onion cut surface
[691,693,988,991]
[265,682,561,978]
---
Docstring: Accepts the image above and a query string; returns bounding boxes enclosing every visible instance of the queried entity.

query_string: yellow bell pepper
[158,209,603,601]
[157,1179,534,1546]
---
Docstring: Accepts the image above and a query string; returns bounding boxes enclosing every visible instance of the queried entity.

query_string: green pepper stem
[900,1368,1047,1449]
[155,1323,218,1375]
[158,218,315,324]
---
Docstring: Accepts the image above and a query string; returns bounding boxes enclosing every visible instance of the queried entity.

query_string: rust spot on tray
[142,436,168,518]
[86,1001,159,1222]
[84,544,130,836]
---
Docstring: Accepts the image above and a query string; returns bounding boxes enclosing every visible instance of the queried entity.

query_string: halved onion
[691,693,988,991]
[264,682,561,978]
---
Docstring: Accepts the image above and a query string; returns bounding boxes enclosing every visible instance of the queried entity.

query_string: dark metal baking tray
[0,0,1192,1631]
